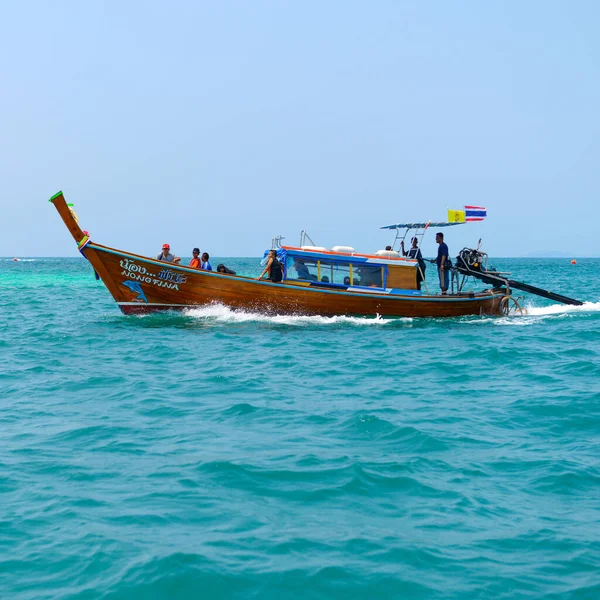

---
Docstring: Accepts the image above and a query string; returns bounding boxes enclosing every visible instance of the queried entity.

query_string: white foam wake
[184,303,405,326]
[3,258,36,262]
[524,301,600,317]
[477,300,600,326]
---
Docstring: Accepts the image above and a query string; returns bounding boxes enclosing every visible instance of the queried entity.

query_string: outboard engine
[456,248,487,273]
[455,247,583,307]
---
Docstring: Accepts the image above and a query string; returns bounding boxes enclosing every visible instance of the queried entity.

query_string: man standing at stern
[436,232,449,295]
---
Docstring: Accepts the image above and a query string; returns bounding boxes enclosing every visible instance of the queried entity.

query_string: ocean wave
[524,300,600,316]
[180,300,600,328]
[1,258,38,262]
[184,303,409,326]
[466,300,600,326]
[94,553,435,600]
[339,414,449,451]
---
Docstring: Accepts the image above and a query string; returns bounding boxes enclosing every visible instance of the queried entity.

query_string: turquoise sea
[1,257,599,600]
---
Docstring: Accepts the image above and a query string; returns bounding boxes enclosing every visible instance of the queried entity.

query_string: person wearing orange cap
[156,244,180,264]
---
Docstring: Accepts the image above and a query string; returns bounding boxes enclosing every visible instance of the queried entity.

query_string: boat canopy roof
[380,221,465,230]
[280,245,414,265]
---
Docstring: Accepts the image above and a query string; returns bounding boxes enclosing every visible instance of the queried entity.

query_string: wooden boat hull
[50,192,503,318]
[83,243,503,317]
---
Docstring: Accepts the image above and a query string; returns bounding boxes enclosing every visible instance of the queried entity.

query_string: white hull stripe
[346,287,391,294]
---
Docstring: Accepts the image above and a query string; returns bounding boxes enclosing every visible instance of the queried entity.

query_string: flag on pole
[447,209,466,223]
[464,205,487,221]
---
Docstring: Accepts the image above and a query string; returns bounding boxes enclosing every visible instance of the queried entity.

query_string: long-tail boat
[50,191,509,317]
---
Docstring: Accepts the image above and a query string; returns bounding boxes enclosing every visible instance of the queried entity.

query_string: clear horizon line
[3,255,599,260]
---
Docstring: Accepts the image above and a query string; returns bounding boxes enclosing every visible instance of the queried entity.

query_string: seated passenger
[217,264,236,275]
[258,249,283,282]
[355,267,369,286]
[157,243,181,264]
[321,276,329,283]
[356,267,382,287]
[201,252,212,271]
[370,270,383,287]
[293,259,311,280]
[189,248,201,268]
[343,276,351,285]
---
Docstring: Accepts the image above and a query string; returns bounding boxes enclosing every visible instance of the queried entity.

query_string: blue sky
[1,1,599,258]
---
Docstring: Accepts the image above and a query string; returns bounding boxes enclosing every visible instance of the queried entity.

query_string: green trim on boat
[49,191,63,202]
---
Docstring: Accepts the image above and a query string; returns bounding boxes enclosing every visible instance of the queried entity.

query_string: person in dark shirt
[435,232,449,294]
[401,237,426,290]
[258,249,283,282]
[293,259,311,280]
[217,264,236,275]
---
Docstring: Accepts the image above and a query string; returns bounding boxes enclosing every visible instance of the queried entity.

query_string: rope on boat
[500,295,523,316]
[77,230,91,250]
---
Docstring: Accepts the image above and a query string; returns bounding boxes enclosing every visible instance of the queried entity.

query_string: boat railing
[299,230,318,248]
[271,235,285,249]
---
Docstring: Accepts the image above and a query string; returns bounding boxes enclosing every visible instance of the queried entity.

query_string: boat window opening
[285,256,385,288]
[321,261,351,285]
[286,256,319,281]
[353,264,384,288]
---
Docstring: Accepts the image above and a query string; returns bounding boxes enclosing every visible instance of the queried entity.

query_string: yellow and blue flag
[447,209,466,223]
